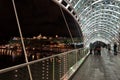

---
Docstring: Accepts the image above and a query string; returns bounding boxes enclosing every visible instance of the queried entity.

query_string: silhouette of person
[114,42,117,55]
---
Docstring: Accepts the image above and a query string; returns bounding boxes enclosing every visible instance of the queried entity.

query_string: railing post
[76,49,78,68]
[53,57,55,80]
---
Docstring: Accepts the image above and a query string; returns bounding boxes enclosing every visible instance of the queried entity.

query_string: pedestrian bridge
[0,47,120,80]
[0,0,120,80]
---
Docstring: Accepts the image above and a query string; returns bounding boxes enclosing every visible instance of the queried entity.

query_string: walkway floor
[70,48,120,80]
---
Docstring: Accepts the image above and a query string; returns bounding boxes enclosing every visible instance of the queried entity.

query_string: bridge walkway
[70,48,120,80]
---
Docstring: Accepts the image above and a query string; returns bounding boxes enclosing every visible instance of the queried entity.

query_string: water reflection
[0,43,72,69]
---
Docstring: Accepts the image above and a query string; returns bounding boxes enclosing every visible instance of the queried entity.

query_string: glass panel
[0,0,25,69]
[12,0,84,63]
[0,66,29,80]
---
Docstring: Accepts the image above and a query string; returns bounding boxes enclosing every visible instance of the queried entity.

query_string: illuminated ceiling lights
[54,0,120,47]
[72,0,120,46]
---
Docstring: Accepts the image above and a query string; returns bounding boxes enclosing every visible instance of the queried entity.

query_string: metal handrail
[0,48,89,80]
[0,49,78,74]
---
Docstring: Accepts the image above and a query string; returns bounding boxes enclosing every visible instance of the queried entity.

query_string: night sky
[0,0,83,41]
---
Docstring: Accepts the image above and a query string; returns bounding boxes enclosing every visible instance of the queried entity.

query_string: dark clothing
[114,43,117,55]
[94,45,101,55]
[89,43,93,54]
[107,44,111,51]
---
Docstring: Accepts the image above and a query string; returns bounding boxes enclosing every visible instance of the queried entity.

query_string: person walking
[89,43,93,54]
[114,42,117,55]
[107,44,111,52]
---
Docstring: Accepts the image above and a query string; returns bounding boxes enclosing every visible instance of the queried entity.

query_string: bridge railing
[0,48,89,80]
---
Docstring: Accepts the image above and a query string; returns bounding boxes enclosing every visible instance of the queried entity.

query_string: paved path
[70,48,120,80]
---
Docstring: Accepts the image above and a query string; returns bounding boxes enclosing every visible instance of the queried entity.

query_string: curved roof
[54,0,120,46]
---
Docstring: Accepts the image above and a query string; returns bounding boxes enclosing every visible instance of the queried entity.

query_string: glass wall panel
[13,0,83,62]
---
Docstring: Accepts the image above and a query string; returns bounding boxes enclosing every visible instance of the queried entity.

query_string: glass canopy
[54,0,120,46]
